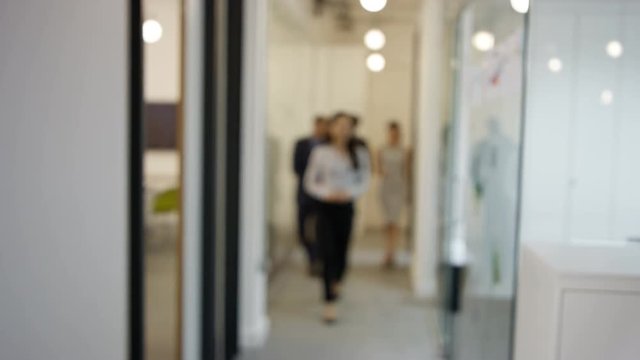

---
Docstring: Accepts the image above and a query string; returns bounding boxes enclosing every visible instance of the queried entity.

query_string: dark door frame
[201,0,218,356]
[224,0,243,358]
[202,0,243,359]
[129,0,145,359]
[128,0,243,358]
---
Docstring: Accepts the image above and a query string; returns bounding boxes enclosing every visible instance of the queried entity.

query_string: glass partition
[521,0,640,246]
[440,1,526,359]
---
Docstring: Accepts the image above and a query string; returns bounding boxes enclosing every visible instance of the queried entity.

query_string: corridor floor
[239,238,442,360]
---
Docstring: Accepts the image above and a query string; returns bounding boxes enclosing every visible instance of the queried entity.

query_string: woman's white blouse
[303,144,371,201]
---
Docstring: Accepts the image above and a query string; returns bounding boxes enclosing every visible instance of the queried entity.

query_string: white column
[239,0,271,348]
[412,0,446,298]
[181,0,205,359]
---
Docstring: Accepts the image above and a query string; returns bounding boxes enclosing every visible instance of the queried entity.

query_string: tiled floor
[240,233,443,360]
[145,231,179,360]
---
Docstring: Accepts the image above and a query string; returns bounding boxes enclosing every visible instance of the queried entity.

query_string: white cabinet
[514,242,640,360]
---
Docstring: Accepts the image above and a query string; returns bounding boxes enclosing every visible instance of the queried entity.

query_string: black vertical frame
[224,0,243,358]
[129,0,144,359]
[201,0,243,359]
[201,0,218,358]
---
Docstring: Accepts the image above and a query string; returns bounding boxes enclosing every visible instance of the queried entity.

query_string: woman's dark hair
[388,121,400,131]
[327,112,360,170]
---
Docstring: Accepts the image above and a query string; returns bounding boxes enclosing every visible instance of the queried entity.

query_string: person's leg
[336,205,354,283]
[305,206,320,270]
[298,203,315,270]
[317,206,341,323]
[317,207,338,303]
[384,222,399,268]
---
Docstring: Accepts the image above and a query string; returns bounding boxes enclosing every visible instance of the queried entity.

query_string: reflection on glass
[606,40,624,59]
[548,57,563,73]
[523,1,640,245]
[472,31,495,52]
[470,119,518,297]
[600,89,614,105]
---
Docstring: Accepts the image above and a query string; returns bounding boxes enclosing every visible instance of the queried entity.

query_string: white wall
[0,1,128,359]
[267,40,368,234]
[521,0,640,245]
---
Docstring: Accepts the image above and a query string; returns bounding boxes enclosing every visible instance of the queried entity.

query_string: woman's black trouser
[316,202,354,303]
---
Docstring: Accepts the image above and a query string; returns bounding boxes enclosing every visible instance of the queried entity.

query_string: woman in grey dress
[378,122,408,268]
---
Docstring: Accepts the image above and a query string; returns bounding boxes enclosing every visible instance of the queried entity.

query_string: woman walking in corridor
[304,112,371,323]
[377,122,408,268]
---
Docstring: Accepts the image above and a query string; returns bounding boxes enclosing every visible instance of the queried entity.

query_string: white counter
[514,242,640,360]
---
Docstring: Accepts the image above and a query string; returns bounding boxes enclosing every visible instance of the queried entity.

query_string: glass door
[439,1,526,359]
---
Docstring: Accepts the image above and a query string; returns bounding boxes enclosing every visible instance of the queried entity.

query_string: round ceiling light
[367,53,386,72]
[472,31,495,52]
[364,29,386,51]
[548,57,563,73]
[143,19,163,44]
[606,40,624,59]
[360,0,387,13]
[510,0,530,14]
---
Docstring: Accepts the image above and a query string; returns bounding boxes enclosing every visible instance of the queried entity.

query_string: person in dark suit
[293,116,328,275]
[346,113,370,154]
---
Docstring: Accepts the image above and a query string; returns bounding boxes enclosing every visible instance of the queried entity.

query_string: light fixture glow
[143,19,163,44]
[600,89,614,105]
[510,0,530,14]
[472,31,495,52]
[606,41,624,59]
[366,53,386,72]
[548,58,563,73]
[364,29,386,51]
[360,0,387,13]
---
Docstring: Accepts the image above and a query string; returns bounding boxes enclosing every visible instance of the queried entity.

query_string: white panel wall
[267,29,368,233]
[521,1,640,245]
[267,19,416,236]
[0,1,128,359]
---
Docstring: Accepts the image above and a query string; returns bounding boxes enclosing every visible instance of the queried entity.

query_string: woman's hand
[325,191,351,203]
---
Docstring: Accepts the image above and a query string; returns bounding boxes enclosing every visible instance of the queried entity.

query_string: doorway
[240,1,441,358]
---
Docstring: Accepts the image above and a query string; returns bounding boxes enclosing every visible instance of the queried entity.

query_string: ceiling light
[510,0,529,14]
[600,89,614,105]
[364,29,386,51]
[548,58,563,73]
[367,53,386,72]
[606,41,624,59]
[143,19,163,44]
[360,0,387,13]
[472,31,495,52]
